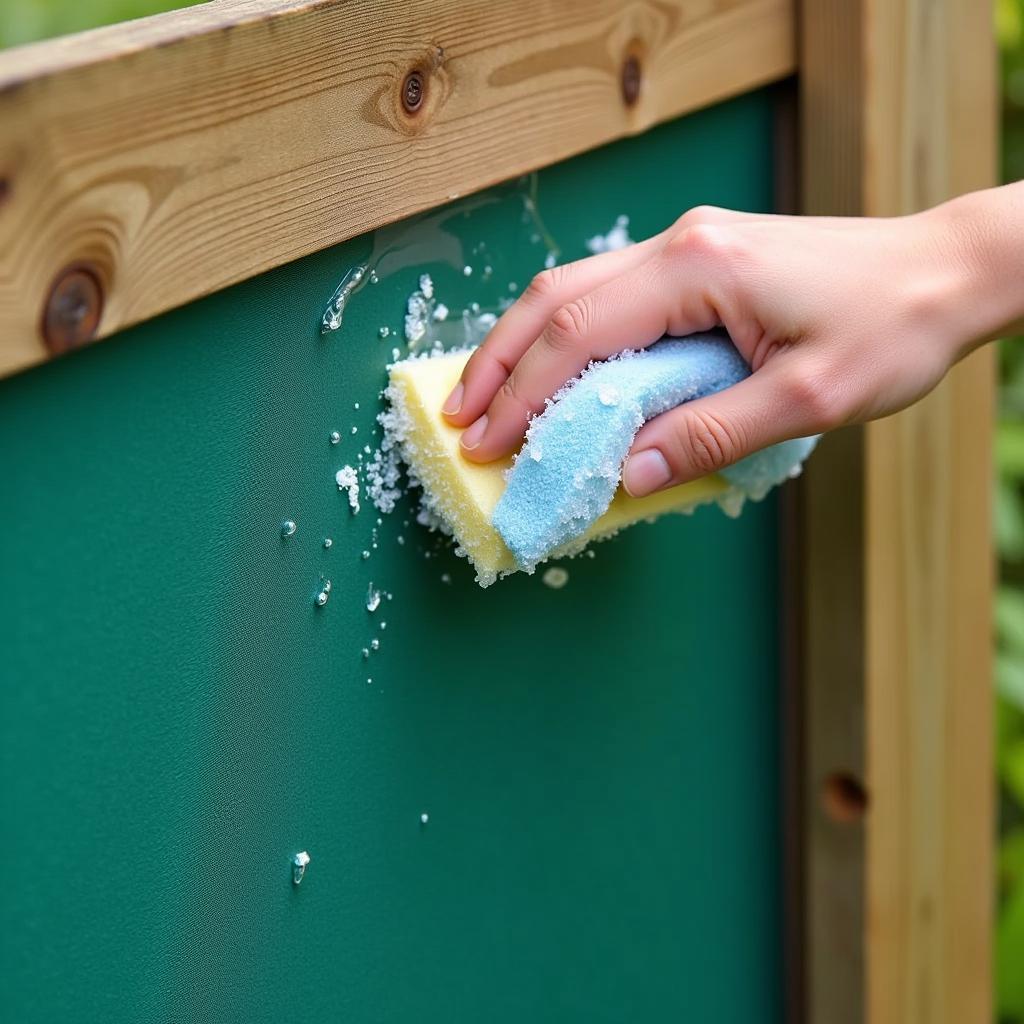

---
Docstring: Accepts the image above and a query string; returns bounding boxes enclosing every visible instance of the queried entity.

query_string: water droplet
[321,265,366,334]
[370,638,380,651]
[315,577,332,607]
[420,812,429,825]
[369,269,379,284]
[366,677,373,685]
[330,430,341,445]
[280,519,297,538]
[482,265,493,280]
[292,850,310,885]
[544,252,557,269]
[462,265,473,277]
[378,326,390,339]
[361,647,370,659]
[351,426,358,435]
[366,584,381,612]
[441,573,451,584]
[354,402,360,410]
[542,567,569,589]
[362,550,371,560]
[323,537,333,549]
[397,536,405,545]
[379,621,387,630]
[508,281,518,292]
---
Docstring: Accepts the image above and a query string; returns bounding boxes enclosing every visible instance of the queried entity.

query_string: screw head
[42,264,103,354]
[402,69,425,114]
[621,54,642,107]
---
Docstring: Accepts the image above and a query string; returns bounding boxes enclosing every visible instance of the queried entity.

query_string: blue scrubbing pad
[492,331,818,570]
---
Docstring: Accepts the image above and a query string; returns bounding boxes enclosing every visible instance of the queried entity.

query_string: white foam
[335,465,361,513]
[585,215,633,254]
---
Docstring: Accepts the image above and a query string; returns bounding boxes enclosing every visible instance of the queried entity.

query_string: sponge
[494,333,818,569]
[384,335,817,585]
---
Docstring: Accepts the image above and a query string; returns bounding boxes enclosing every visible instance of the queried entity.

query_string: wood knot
[821,771,869,824]
[41,263,104,355]
[621,53,642,107]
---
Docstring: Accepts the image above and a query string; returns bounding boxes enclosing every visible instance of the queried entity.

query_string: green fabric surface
[0,89,785,1022]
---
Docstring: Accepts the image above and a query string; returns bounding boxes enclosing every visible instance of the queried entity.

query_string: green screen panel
[1,89,785,1022]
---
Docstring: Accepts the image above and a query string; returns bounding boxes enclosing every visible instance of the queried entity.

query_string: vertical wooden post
[800,1,995,1021]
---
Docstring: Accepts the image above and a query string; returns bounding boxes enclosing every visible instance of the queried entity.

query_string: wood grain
[799,5,868,1022]
[864,3,995,1022]
[0,0,796,378]
[801,1,995,1022]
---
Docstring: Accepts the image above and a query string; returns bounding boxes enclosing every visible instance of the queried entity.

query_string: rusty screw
[402,69,425,114]
[42,264,103,354]
[621,54,642,107]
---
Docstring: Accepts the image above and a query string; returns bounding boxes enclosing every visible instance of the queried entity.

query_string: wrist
[921,186,1024,356]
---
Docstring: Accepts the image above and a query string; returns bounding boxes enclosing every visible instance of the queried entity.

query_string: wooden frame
[0,1,995,1021]
[800,1,995,1021]
[0,0,794,378]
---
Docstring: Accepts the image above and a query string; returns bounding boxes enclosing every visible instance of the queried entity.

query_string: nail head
[402,69,426,114]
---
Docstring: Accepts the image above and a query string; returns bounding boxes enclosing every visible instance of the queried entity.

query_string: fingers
[459,226,740,462]
[622,364,819,495]
[443,231,668,427]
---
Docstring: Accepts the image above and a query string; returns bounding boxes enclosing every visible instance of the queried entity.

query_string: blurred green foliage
[0,0,201,50]
[998,0,1024,1018]
[1,0,1022,1016]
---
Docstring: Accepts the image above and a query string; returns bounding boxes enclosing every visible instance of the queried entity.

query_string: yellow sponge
[386,349,727,584]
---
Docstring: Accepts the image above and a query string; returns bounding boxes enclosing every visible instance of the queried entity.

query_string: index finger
[443,232,668,427]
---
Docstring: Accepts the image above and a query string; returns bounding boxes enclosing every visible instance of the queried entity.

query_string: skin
[442,183,1024,497]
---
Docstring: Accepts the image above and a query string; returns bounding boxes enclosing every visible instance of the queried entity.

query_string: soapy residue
[586,215,633,254]
[336,465,360,513]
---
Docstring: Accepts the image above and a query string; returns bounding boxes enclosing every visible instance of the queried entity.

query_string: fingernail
[461,414,488,450]
[623,449,672,497]
[443,382,464,416]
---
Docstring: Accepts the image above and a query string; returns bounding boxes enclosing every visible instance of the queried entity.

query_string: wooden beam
[0,0,796,378]
[800,2,995,1022]
[798,3,868,1019]
[863,3,995,1022]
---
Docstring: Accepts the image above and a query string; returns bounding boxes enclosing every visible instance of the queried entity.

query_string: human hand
[440,200,991,496]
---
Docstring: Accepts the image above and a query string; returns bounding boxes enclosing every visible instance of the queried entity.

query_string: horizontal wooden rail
[0,0,795,378]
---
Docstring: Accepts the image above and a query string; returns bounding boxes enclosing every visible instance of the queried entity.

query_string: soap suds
[586,215,633,254]
[365,443,403,515]
[336,465,361,513]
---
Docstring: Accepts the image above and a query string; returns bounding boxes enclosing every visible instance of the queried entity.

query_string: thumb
[621,367,813,496]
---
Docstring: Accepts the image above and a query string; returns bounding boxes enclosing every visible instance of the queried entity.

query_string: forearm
[927,181,1024,354]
